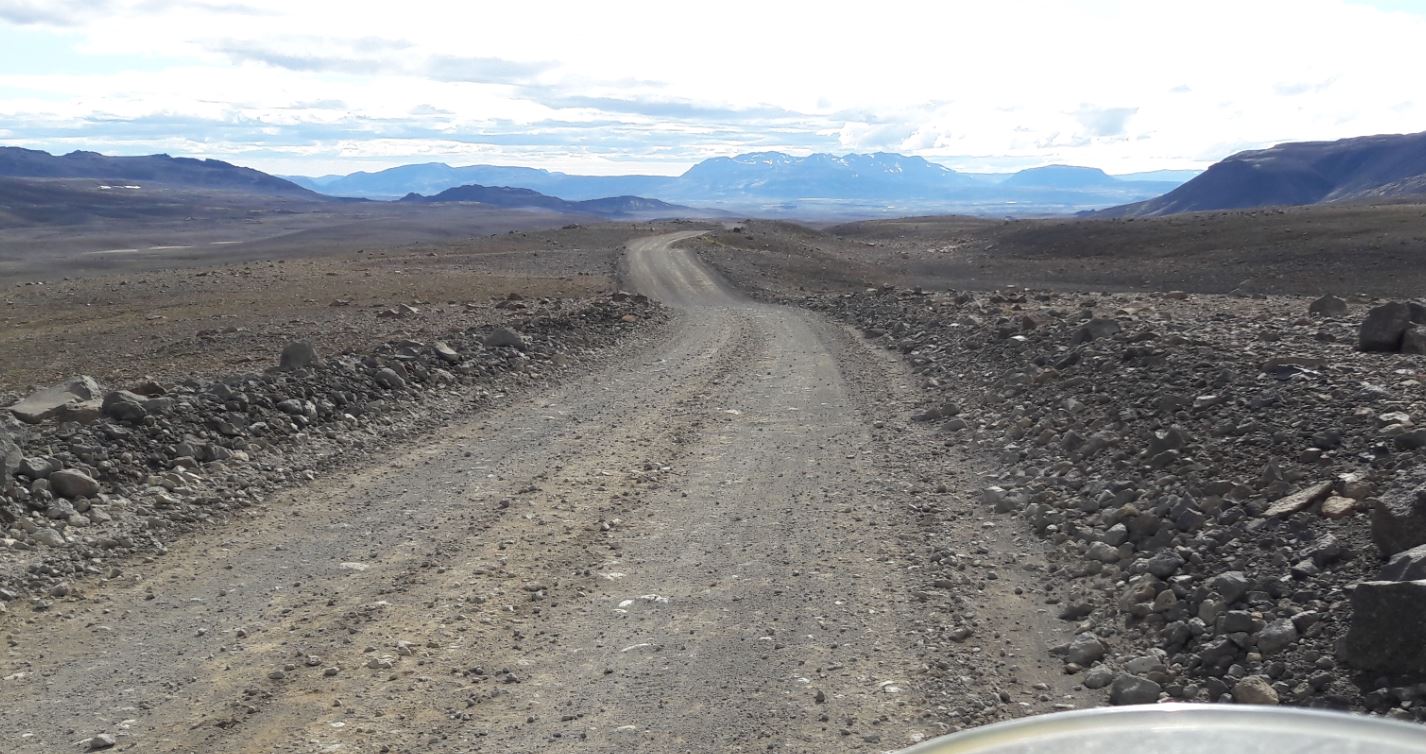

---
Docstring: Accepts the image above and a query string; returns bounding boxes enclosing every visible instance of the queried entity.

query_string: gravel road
[0,233,1082,752]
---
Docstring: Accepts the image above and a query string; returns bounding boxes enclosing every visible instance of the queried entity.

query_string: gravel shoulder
[695,221,1426,720]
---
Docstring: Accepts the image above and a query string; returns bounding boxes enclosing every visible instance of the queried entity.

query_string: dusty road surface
[0,233,1080,753]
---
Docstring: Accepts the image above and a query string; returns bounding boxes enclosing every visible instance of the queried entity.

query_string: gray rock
[0,427,19,483]
[433,341,461,364]
[373,367,407,390]
[1262,480,1333,518]
[1145,551,1184,578]
[279,341,321,370]
[49,469,101,499]
[1210,570,1251,604]
[1221,610,1257,634]
[1359,302,1412,353]
[1071,318,1121,345]
[1108,674,1161,705]
[6,375,103,424]
[86,733,117,750]
[1342,580,1426,673]
[1255,618,1298,655]
[1395,429,1426,451]
[1370,484,1426,556]
[1087,541,1121,562]
[30,527,64,547]
[100,390,149,423]
[1378,544,1426,582]
[1308,295,1348,317]
[1065,633,1107,665]
[483,326,528,350]
[17,456,56,479]
[1083,664,1116,690]
[1232,675,1279,705]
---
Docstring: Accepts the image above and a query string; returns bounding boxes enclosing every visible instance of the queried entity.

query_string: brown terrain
[1,199,1425,753]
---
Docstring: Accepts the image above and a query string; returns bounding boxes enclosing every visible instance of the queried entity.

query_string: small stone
[1255,619,1298,655]
[483,326,528,350]
[279,341,321,370]
[1083,664,1115,690]
[1320,496,1357,519]
[1065,633,1107,665]
[86,733,117,750]
[1308,295,1348,317]
[1262,481,1332,518]
[1232,675,1279,705]
[48,469,101,499]
[1108,674,1161,705]
[1210,571,1251,604]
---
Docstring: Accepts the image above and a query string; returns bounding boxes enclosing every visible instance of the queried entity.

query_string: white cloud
[1,0,1423,175]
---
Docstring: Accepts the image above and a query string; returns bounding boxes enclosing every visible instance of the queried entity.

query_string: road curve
[0,233,1075,753]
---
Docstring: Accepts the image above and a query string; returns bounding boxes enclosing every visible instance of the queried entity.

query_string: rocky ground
[0,232,1096,753]
[0,292,667,604]
[692,220,1426,721]
[0,223,675,392]
[3,211,1426,752]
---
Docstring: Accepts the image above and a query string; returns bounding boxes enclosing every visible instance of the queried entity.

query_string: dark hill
[400,183,689,218]
[0,147,322,198]
[1100,131,1426,217]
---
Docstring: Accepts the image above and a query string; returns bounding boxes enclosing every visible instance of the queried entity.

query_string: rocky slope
[0,294,665,602]
[793,285,1426,718]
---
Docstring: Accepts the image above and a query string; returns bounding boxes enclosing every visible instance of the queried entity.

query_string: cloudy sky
[1,0,1423,177]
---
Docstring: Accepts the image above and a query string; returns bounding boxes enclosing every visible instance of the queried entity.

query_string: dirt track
[0,233,1083,753]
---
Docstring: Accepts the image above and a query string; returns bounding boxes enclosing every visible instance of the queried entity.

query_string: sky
[0,0,1423,178]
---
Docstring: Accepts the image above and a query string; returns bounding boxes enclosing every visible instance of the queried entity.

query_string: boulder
[1307,295,1348,317]
[49,469,101,499]
[1370,483,1426,556]
[483,326,528,350]
[279,341,322,370]
[1359,302,1412,352]
[6,376,102,424]
[1378,544,1426,582]
[1341,580,1426,673]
